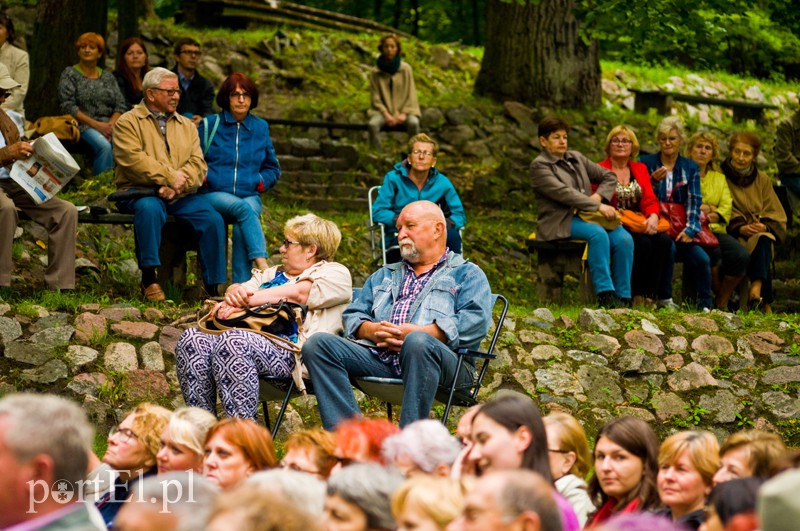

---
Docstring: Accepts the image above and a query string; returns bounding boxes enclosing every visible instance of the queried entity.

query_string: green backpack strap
[202,114,221,155]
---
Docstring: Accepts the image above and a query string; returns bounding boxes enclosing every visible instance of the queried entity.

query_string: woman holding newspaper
[0,64,77,291]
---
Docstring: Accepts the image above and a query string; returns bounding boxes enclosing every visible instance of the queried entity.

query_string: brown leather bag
[32,115,80,143]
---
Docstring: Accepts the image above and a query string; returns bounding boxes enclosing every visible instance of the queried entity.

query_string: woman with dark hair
[701,477,761,531]
[586,416,661,527]
[114,37,149,109]
[467,393,580,531]
[57,32,127,175]
[0,12,28,118]
[197,72,281,282]
[721,132,787,313]
[367,33,420,150]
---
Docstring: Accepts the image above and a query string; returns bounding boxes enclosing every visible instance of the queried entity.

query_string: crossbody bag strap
[201,114,221,155]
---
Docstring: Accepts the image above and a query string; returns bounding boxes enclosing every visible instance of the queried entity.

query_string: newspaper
[10,132,80,204]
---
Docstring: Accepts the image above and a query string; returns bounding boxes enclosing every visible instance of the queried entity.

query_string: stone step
[280,170,380,187]
[272,182,371,200]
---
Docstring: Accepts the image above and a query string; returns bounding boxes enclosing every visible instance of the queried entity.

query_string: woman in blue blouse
[640,117,712,310]
[57,32,127,175]
[198,73,281,283]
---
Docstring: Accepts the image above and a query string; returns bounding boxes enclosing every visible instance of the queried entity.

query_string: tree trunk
[410,0,419,35]
[28,0,108,119]
[471,0,481,45]
[393,0,403,30]
[142,0,157,18]
[474,0,600,109]
[118,0,139,42]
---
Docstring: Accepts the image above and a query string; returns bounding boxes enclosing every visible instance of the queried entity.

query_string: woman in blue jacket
[198,73,281,283]
[371,133,466,263]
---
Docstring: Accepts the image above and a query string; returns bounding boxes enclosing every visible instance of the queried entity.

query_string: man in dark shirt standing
[172,38,214,126]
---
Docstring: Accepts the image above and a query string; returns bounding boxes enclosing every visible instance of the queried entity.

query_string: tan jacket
[369,61,420,117]
[0,42,28,117]
[112,102,206,195]
[0,106,20,166]
[531,149,617,241]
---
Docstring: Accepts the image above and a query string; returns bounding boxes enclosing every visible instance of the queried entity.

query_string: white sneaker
[657,298,679,310]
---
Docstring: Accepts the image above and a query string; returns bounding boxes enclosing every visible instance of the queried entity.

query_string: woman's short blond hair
[543,412,592,478]
[656,116,685,142]
[685,131,721,171]
[166,407,217,457]
[659,430,720,487]
[391,476,465,528]
[603,125,641,159]
[407,133,438,158]
[719,430,787,479]
[130,402,172,467]
[285,214,342,262]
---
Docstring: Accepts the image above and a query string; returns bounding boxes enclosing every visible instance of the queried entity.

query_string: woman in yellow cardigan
[687,131,750,310]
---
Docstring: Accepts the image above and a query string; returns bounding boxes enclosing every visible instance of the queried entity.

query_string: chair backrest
[367,185,388,265]
[470,293,509,400]
[368,185,380,227]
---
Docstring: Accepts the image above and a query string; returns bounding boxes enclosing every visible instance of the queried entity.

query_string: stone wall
[1,301,797,444]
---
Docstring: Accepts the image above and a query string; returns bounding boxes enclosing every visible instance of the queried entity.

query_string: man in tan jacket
[113,67,225,301]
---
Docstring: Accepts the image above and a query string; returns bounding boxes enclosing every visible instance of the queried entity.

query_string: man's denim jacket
[343,252,493,351]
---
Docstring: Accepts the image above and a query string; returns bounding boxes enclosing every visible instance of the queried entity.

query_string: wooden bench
[630,89,778,123]
[526,234,594,303]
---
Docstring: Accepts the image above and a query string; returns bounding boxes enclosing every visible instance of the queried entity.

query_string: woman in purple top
[465,393,581,531]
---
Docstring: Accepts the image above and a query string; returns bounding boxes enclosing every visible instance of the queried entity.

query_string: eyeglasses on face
[283,238,302,247]
[109,425,139,444]
[151,88,182,97]
[411,150,435,158]
[610,138,632,145]
[230,91,251,100]
[180,49,202,56]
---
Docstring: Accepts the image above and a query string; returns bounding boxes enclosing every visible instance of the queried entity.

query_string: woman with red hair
[57,32,127,175]
[331,417,399,473]
[203,417,277,489]
[198,72,281,283]
[114,37,149,109]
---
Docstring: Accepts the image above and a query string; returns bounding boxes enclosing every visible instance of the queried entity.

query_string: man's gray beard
[399,238,419,261]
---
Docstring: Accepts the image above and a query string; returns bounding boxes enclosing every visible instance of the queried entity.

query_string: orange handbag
[619,209,670,234]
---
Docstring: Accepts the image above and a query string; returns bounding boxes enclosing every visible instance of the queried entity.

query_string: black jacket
[172,67,214,118]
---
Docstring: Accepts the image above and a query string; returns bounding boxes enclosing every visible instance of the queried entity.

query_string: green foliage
[673,400,710,428]
[97,372,129,407]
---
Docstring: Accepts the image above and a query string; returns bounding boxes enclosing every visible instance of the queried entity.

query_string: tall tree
[118,0,140,43]
[27,0,108,119]
[475,0,600,108]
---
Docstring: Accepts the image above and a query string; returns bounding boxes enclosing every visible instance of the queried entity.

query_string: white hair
[126,471,218,531]
[656,115,685,141]
[382,419,461,473]
[143,67,178,92]
[246,469,326,516]
[327,463,404,530]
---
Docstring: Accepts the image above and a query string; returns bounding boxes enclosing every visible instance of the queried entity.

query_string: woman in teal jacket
[199,73,281,283]
[371,133,466,263]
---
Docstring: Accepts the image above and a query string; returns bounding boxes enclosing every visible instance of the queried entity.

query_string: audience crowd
[3,391,799,531]
[1,15,799,531]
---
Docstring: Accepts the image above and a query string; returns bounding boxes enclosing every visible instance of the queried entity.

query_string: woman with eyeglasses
[640,116,713,310]
[197,72,281,283]
[93,402,171,528]
[599,125,673,308]
[176,213,352,420]
[720,132,787,313]
[57,32,127,175]
[114,37,150,110]
[371,133,466,263]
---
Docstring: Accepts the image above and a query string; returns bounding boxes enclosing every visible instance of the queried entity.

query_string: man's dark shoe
[597,290,622,308]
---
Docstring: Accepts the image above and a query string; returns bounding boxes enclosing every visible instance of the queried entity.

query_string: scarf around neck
[377,53,402,75]
[721,157,758,187]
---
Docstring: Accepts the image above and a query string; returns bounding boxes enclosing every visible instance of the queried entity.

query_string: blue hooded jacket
[198,111,281,197]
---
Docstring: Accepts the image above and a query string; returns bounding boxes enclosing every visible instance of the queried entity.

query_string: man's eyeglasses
[283,238,302,247]
[230,91,251,100]
[411,150,435,159]
[151,88,182,97]
[109,425,139,444]
[180,49,202,56]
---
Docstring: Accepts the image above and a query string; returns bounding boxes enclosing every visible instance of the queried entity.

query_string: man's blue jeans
[117,194,227,285]
[79,128,114,175]
[302,331,475,429]
[202,192,267,283]
[569,217,634,298]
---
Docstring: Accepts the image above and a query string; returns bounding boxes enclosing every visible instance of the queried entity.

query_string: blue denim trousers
[569,217,634,298]
[202,192,267,283]
[79,127,114,175]
[663,241,713,308]
[117,194,227,285]
[302,331,475,429]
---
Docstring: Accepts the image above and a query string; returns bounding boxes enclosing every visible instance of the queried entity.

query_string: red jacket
[598,158,661,218]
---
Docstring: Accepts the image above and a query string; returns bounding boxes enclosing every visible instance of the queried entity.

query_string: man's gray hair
[0,393,93,485]
[327,463,404,530]
[247,469,326,517]
[127,471,218,531]
[143,67,178,92]
[382,419,461,473]
[495,470,563,531]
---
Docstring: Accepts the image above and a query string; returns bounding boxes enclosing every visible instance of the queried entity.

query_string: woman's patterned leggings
[175,328,295,420]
